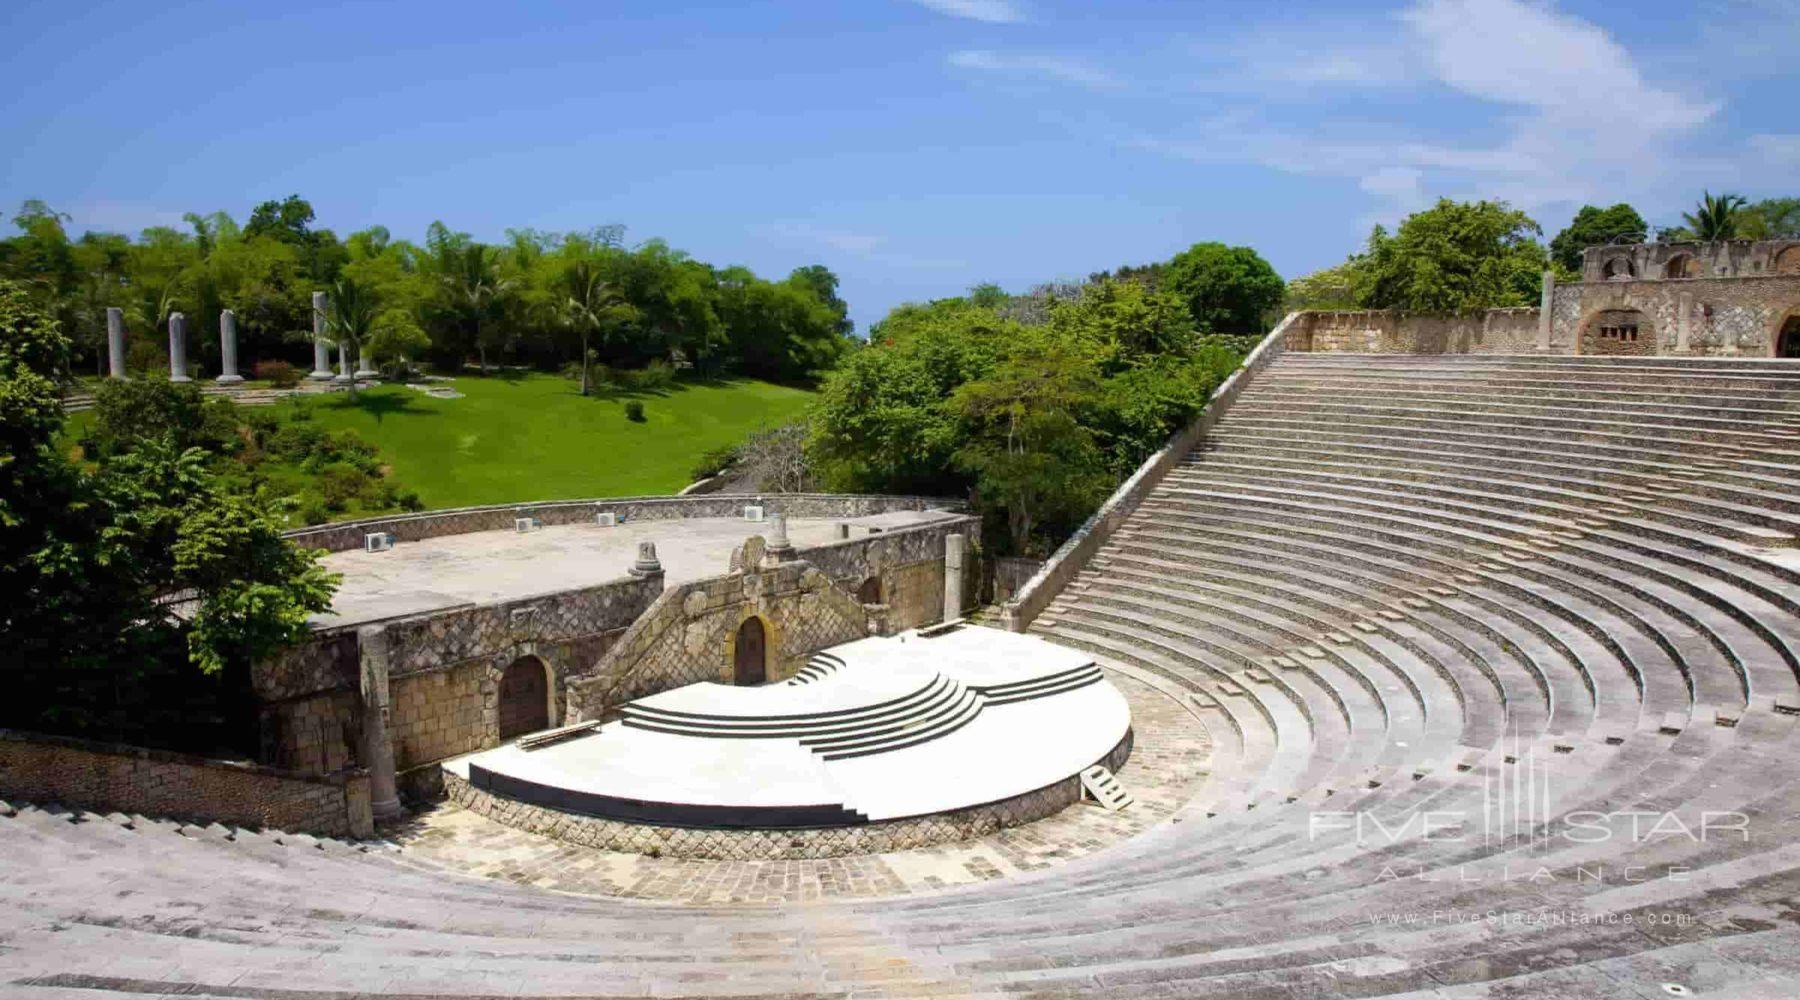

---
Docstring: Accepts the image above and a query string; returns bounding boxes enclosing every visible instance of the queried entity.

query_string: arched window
[1603,256,1635,280]
[1663,254,1693,279]
[1775,246,1800,276]
[857,576,883,604]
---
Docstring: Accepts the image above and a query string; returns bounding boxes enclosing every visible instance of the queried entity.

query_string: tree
[1164,242,1285,333]
[1740,198,1800,240]
[1284,262,1360,312]
[1353,199,1547,312]
[442,244,513,372]
[324,275,380,396]
[1549,203,1647,274]
[557,258,633,395]
[1682,191,1749,241]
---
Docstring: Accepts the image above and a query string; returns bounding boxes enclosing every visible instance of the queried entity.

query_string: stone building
[1285,238,1800,358]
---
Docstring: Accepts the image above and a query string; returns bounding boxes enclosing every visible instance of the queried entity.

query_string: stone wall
[566,541,875,721]
[1283,309,1543,354]
[1581,239,1800,283]
[794,514,980,631]
[0,729,372,838]
[286,493,960,553]
[1553,275,1800,356]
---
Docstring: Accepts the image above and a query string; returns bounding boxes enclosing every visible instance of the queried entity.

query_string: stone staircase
[9,352,1800,996]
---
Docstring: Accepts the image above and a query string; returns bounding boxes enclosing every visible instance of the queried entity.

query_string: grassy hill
[298,372,815,509]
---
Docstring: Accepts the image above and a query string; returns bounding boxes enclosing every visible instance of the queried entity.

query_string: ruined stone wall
[798,514,979,631]
[286,493,960,552]
[1582,239,1800,283]
[567,549,872,722]
[1285,309,1542,354]
[1555,275,1800,356]
[0,729,373,838]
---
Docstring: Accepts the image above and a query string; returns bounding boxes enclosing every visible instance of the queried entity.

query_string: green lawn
[290,372,814,508]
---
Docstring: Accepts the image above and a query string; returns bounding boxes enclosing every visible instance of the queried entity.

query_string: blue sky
[4,0,1798,331]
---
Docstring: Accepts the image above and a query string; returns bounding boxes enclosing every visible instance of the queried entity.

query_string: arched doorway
[1663,254,1694,279]
[497,655,550,740]
[1778,315,1800,359]
[1775,247,1800,276]
[733,618,767,686]
[857,576,883,604]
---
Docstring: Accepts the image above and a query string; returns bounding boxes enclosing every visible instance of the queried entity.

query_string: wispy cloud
[947,49,1117,90]
[908,0,1025,24]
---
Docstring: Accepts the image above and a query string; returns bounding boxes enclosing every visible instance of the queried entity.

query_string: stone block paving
[389,670,1210,904]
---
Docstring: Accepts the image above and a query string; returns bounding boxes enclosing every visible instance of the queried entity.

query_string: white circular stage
[443,624,1133,858]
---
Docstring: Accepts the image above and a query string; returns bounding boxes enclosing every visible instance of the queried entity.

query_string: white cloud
[948,49,1117,90]
[908,0,1025,24]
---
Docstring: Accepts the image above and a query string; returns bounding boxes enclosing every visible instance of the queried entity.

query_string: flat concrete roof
[314,511,961,628]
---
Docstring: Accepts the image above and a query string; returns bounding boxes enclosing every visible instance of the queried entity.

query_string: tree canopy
[1163,242,1285,333]
[1549,203,1647,275]
[1352,199,1548,312]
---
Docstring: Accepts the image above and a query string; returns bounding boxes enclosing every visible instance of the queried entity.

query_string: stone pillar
[943,532,966,623]
[167,312,191,381]
[1536,270,1555,351]
[216,309,244,383]
[765,513,795,561]
[1676,292,1692,354]
[309,292,333,379]
[629,541,664,578]
[334,341,353,383]
[105,307,127,379]
[356,626,404,823]
[355,348,378,380]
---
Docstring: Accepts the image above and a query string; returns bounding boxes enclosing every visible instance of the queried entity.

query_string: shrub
[624,400,646,422]
[691,445,738,481]
[254,360,300,388]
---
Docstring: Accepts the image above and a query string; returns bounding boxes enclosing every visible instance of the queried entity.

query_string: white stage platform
[445,625,1131,829]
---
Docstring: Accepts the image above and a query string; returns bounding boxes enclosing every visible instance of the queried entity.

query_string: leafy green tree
[1548,203,1647,275]
[1739,198,1800,239]
[557,258,634,395]
[1045,277,1195,374]
[1682,191,1749,241]
[324,275,380,395]
[1283,262,1360,311]
[441,243,514,372]
[1164,242,1285,333]
[1353,199,1547,312]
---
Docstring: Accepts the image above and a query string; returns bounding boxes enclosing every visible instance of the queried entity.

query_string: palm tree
[558,259,633,396]
[1682,191,1749,241]
[325,276,379,397]
[443,245,513,373]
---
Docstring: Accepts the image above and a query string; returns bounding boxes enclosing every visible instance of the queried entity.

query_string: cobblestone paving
[390,670,1211,904]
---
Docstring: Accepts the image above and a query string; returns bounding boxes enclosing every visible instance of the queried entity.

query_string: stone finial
[764,513,795,562]
[106,307,127,379]
[167,312,191,382]
[735,535,767,574]
[630,541,663,577]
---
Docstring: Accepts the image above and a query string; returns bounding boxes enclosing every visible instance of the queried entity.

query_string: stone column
[1676,292,1692,354]
[215,309,244,383]
[357,625,405,823]
[765,513,795,561]
[333,341,353,383]
[1536,270,1555,352]
[355,348,378,380]
[943,532,966,623]
[309,292,334,379]
[167,312,191,382]
[105,307,127,378]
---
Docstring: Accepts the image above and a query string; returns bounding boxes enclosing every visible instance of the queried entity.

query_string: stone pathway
[389,670,1210,904]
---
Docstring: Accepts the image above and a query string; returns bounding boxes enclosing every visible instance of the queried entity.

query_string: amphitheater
[14,312,1800,994]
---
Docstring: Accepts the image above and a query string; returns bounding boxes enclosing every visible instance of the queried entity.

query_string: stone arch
[1663,254,1694,279]
[1776,246,1800,276]
[1774,308,1800,359]
[495,653,554,740]
[856,575,884,604]
[1602,255,1635,280]
[728,615,770,686]
[1578,308,1656,356]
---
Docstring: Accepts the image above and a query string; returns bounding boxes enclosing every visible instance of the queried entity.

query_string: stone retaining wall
[1285,309,1542,354]
[443,728,1130,860]
[286,493,960,553]
[1003,317,1292,631]
[0,729,372,838]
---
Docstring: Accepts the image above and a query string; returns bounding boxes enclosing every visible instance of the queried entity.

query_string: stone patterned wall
[1556,275,1800,356]
[0,729,373,838]
[388,661,487,772]
[443,728,1131,860]
[286,493,961,553]
[259,689,360,776]
[798,514,979,631]
[567,546,874,722]
[1286,309,1542,354]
